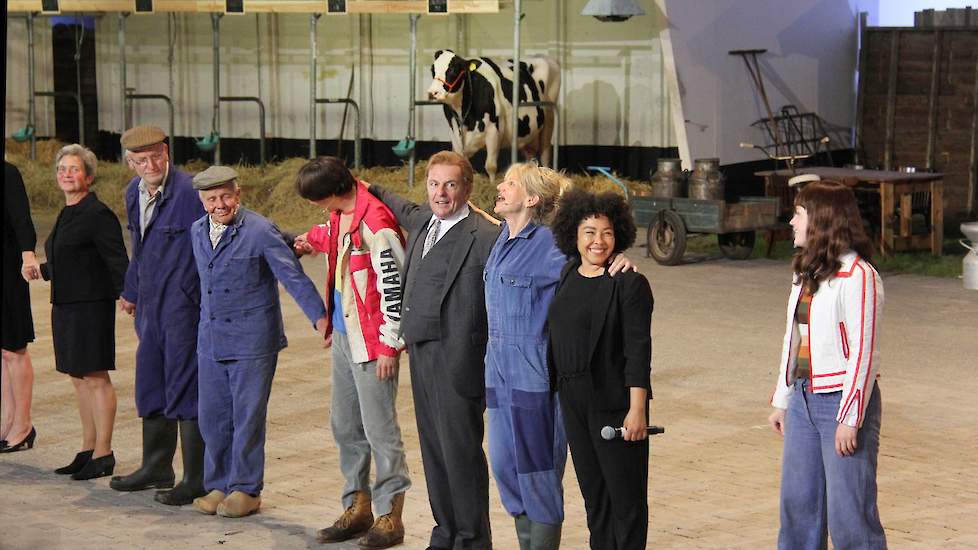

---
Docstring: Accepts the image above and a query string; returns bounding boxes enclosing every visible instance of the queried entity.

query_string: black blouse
[4,162,37,261]
[548,268,603,377]
[42,192,128,304]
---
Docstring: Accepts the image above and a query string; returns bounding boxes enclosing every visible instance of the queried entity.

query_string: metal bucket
[961,222,978,290]
[688,158,725,201]
[650,158,685,198]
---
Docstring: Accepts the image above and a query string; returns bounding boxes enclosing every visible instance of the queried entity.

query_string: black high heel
[55,450,95,475]
[71,452,116,480]
[0,427,36,453]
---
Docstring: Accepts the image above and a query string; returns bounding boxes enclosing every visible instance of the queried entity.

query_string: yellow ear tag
[469,62,477,72]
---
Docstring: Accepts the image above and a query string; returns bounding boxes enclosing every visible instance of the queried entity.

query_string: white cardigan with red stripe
[771,251,884,428]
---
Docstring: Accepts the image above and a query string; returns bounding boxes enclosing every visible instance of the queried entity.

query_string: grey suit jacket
[369,185,497,399]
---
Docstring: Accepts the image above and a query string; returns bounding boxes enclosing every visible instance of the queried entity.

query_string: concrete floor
[2,247,977,549]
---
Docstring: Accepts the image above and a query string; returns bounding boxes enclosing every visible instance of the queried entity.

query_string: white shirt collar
[427,205,470,244]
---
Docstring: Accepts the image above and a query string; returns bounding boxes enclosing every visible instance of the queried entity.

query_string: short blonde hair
[502,162,570,225]
[55,143,98,180]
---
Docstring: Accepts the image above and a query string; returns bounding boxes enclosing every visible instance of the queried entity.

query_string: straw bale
[6,144,650,233]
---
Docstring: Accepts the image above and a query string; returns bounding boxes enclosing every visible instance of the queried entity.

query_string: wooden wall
[857,27,978,224]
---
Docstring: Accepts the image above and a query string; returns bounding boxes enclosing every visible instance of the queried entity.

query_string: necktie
[422,219,441,258]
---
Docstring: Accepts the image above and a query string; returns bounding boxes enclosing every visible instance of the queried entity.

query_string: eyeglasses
[129,153,166,168]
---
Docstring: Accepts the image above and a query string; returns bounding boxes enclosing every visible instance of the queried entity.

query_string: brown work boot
[357,493,405,549]
[316,491,374,543]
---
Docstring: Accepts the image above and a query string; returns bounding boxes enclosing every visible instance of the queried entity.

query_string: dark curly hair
[552,189,636,259]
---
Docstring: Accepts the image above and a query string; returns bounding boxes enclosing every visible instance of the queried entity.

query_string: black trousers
[409,340,491,550]
[559,378,649,550]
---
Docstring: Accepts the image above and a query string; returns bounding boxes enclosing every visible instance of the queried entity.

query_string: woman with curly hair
[768,180,886,549]
[546,189,653,550]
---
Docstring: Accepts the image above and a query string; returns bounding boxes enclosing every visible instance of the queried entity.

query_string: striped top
[793,290,813,381]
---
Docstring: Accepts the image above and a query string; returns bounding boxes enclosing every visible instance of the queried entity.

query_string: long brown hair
[791,180,875,293]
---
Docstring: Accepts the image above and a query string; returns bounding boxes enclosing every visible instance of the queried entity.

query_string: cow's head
[427,50,480,102]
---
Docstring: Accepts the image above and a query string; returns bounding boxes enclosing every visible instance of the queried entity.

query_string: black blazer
[369,185,498,399]
[42,192,128,304]
[548,260,654,411]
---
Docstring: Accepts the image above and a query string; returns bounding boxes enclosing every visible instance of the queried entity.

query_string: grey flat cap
[121,125,166,151]
[193,166,239,190]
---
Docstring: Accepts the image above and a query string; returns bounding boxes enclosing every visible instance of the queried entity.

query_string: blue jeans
[330,332,411,515]
[779,379,886,550]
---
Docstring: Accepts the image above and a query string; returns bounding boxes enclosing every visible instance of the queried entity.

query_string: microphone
[600,425,666,440]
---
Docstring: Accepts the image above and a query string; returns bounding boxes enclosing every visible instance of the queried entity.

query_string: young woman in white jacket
[768,180,887,550]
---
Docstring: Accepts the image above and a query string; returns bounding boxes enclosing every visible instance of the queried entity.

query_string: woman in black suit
[1,161,39,453]
[547,189,654,550]
[27,144,128,480]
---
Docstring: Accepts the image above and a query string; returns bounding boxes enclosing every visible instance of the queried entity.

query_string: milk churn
[650,158,685,198]
[688,158,725,200]
[961,222,978,290]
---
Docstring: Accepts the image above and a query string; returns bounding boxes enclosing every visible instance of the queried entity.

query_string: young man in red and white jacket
[294,157,410,550]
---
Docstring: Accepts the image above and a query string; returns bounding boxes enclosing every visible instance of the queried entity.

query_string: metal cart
[588,166,780,265]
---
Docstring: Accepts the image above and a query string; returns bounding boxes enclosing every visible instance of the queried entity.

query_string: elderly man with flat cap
[189,166,328,518]
[110,125,209,506]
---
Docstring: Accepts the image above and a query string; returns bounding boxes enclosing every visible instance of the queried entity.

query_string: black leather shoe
[55,450,95,475]
[0,427,36,453]
[0,439,7,449]
[72,452,116,480]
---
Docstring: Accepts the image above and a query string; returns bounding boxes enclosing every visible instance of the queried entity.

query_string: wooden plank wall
[857,28,978,224]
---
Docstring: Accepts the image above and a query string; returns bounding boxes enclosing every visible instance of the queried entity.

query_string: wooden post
[880,182,894,257]
[883,31,900,171]
[854,12,868,164]
[925,30,942,170]
[900,189,912,239]
[970,40,978,217]
[931,179,944,256]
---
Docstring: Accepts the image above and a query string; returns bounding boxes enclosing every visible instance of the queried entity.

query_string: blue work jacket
[122,167,205,325]
[484,222,566,343]
[191,208,326,361]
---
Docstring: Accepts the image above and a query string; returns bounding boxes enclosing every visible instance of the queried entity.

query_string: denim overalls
[484,222,568,525]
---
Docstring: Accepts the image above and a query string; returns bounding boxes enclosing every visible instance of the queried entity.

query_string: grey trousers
[330,332,411,515]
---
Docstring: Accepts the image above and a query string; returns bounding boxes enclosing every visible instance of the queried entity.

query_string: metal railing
[314,98,362,169]
[34,91,84,146]
[219,96,266,167]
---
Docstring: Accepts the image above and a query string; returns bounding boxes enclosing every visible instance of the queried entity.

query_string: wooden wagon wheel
[647,210,687,266]
[718,231,756,260]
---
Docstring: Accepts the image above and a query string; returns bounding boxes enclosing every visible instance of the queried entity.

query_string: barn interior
[4,3,978,549]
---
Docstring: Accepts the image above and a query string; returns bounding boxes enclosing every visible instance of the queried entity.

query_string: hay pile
[7,138,650,233]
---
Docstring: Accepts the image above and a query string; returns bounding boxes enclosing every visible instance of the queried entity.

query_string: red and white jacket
[771,251,884,428]
[306,181,406,363]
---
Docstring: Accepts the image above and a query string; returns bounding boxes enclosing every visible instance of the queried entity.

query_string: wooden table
[754,167,944,257]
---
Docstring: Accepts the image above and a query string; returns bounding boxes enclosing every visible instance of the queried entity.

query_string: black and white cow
[427,49,560,182]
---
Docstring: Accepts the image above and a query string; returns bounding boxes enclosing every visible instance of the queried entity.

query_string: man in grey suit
[368,151,497,550]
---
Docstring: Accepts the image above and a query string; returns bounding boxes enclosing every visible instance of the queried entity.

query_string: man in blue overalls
[189,166,328,518]
[110,126,208,506]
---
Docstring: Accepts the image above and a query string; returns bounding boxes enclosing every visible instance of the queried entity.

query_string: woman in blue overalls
[484,163,568,549]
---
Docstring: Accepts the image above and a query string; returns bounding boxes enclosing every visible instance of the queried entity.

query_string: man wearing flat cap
[189,166,329,518]
[111,125,208,507]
